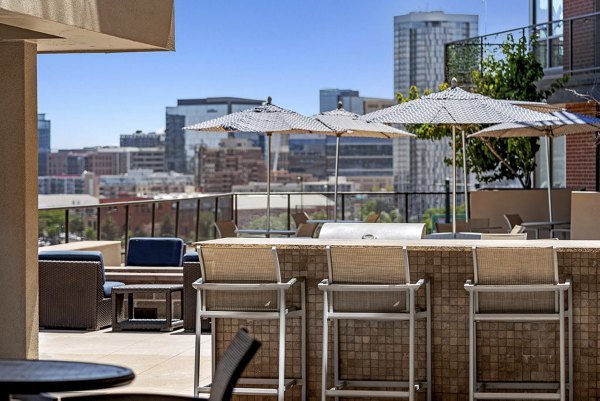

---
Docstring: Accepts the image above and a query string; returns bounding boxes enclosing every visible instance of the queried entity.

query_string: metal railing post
[287,194,291,230]
[213,197,219,239]
[124,204,129,246]
[174,201,180,237]
[195,198,201,243]
[341,194,345,220]
[64,209,69,243]
[445,179,451,223]
[151,203,156,237]
[96,207,101,241]
[234,194,238,225]
[404,193,409,223]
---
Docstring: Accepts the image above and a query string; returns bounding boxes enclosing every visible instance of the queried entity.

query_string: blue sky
[38,0,529,149]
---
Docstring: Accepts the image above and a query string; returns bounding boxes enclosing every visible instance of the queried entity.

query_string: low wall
[198,237,600,401]
[470,189,572,234]
[571,191,600,239]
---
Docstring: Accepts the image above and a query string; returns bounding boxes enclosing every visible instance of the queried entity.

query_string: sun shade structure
[470,109,600,221]
[315,102,415,221]
[184,97,336,233]
[361,80,558,232]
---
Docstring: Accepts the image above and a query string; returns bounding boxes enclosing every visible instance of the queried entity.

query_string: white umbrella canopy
[315,102,415,220]
[360,81,558,232]
[469,110,600,221]
[184,97,337,233]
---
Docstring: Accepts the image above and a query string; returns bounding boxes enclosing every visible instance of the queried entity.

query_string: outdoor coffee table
[112,284,183,332]
[0,359,134,401]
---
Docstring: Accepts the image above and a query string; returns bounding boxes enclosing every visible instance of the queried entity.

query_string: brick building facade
[565,102,599,190]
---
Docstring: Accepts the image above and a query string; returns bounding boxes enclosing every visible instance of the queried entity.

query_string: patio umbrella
[361,79,557,232]
[315,102,416,221]
[469,109,600,222]
[184,97,336,233]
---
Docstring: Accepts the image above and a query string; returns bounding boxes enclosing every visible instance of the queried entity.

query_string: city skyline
[39,0,528,149]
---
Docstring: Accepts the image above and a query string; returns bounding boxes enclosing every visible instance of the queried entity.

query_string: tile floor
[39,328,211,397]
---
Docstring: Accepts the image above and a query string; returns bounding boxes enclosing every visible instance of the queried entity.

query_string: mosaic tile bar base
[199,240,600,401]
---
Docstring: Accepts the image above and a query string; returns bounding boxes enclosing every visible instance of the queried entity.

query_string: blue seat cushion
[183,251,199,263]
[103,281,125,298]
[39,250,105,278]
[126,237,185,267]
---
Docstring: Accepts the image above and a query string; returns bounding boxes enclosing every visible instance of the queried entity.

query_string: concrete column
[0,40,38,358]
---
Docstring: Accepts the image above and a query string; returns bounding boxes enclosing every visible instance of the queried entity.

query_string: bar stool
[193,245,306,401]
[465,246,572,401]
[318,245,431,401]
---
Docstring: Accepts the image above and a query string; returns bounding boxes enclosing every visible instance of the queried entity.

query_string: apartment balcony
[445,11,600,102]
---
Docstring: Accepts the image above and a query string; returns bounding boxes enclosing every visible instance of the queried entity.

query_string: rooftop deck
[39,329,207,397]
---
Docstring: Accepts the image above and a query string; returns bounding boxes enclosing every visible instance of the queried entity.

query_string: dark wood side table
[112,284,184,332]
[0,359,134,401]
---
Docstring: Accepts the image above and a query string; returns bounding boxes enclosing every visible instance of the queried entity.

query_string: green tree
[468,34,567,188]
[160,214,174,237]
[399,34,567,188]
[100,217,119,241]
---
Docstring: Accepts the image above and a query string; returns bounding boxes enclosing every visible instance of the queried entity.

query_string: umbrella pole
[334,134,341,222]
[462,130,469,222]
[546,135,553,222]
[452,126,457,233]
[267,132,272,234]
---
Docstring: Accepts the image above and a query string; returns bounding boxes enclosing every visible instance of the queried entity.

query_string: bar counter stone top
[193,238,600,401]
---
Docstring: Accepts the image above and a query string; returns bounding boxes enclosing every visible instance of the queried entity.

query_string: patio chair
[214,221,238,238]
[436,221,471,233]
[504,213,539,239]
[510,224,526,234]
[469,218,491,233]
[38,250,124,330]
[465,246,572,401]
[62,328,261,401]
[365,212,380,223]
[295,222,319,238]
[480,233,527,240]
[319,245,431,401]
[193,246,306,401]
[291,212,309,227]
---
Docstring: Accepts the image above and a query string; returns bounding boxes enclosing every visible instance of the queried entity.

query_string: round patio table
[0,359,135,400]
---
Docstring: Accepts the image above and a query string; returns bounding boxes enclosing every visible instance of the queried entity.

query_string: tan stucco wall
[571,191,600,240]
[0,40,39,358]
[0,0,174,53]
[470,188,572,232]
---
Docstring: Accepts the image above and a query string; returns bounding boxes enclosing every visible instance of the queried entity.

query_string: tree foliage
[399,34,568,188]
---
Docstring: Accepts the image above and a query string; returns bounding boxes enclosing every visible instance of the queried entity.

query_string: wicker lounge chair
[465,246,572,401]
[319,245,431,401]
[125,237,185,267]
[193,246,306,401]
[38,250,124,330]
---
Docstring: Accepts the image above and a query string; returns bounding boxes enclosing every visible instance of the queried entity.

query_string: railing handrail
[39,192,235,211]
[446,11,600,47]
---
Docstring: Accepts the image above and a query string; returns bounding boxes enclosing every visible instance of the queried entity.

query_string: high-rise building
[319,89,362,113]
[196,138,267,192]
[38,114,51,176]
[165,97,263,173]
[120,130,164,148]
[394,12,478,96]
[393,11,478,203]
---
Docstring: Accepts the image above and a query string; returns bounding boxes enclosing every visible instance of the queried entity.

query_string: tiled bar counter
[196,238,600,401]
